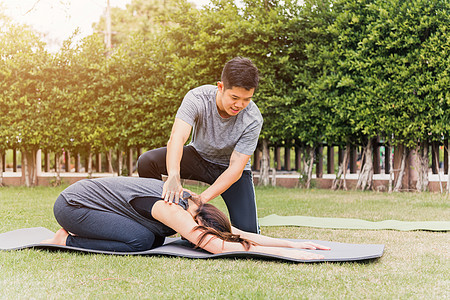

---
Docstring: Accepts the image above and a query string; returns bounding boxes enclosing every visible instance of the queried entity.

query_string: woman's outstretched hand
[280,241,330,260]
[292,241,331,251]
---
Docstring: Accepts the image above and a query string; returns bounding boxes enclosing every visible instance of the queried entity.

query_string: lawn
[0,184,449,299]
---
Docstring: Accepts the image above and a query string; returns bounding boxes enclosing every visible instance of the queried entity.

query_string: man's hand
[162,174,183,204]
[164,118,192,205]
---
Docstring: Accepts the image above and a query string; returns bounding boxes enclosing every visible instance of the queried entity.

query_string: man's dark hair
[221,57,259,91]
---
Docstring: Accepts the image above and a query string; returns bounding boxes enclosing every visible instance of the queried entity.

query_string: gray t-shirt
[176,85,263,170]
[60,177,181,237]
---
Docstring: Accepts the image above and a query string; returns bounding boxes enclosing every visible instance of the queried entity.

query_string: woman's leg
[53,195,164,252]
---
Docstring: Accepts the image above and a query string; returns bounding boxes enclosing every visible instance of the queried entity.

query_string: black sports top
[130,196,189,220]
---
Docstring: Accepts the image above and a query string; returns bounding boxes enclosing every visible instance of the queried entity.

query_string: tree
[291,0,338,188]
[0,22,49,186]
[93,0,193,46]
[368,0,450,191]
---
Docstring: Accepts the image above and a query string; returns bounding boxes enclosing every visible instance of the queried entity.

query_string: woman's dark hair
[188,198,255,251]
[221,57,259,91]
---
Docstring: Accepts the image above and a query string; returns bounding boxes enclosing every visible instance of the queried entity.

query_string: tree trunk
[270,167,276,187]
[107,149,113,173]
[332,144,350,190]
[127,148,133,176]
[356,139,374,191]
[447,140,450,194]
[23,151,29,187]
[117,149,123,176]
[259,139,270,186]
[393,147,408,192]
[415,141,429,192]
[22,150,37,187]
[303,146,315,189]
[55,152,62,186]
[434,145,443,193]
[388,145,394,193]
[87,149,93,179]
[0,151,4,187]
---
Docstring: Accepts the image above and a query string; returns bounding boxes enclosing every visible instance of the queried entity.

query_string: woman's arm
[151,201,325,260]
[231,226,331,250]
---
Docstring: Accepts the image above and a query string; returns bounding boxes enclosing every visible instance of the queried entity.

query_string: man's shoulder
[189,85,217,99]
[243,101,263,123]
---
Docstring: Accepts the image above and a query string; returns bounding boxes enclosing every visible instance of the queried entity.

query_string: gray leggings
[53,195,165,252]
[137,145,259,233]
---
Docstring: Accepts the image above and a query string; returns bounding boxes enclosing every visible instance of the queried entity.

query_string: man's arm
[199,150,250,203]
[163,118,192,204]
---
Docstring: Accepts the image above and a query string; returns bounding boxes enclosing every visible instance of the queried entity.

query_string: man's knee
[233,220,259,234]
[137,149,165,178]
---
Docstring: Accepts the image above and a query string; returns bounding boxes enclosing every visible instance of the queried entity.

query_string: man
[137,57,263,233]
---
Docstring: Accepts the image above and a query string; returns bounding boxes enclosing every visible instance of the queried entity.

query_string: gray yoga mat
[259,214,450,231]
[0,227,384,263]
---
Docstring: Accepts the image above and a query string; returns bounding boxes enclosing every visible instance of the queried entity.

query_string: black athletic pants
[137,145,259,233]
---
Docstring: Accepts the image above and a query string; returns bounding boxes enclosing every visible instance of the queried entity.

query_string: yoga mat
[0,227,384,263]
[259,214,450,231]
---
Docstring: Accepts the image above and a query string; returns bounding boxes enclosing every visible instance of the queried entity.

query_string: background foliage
[0,0,449,185]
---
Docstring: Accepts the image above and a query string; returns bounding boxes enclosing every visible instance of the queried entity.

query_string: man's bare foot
[40,228,69,246]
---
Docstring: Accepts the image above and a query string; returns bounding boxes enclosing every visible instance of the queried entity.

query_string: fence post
[64,151,70,172]
[327,145,334,174]
[295,145,301,172]
[384,145,390,174]
[431,142,439,174]
[373,137,380,174]
[275,146,281,171]
[13,148,17,172]
[444,139,448,175]
[349,146,357,173]
[84,155,89,173]
[75,153,80,172]
[284,142,291,171]
[316,146,323,178]
[44,151,50,172]
[127,148,133,176]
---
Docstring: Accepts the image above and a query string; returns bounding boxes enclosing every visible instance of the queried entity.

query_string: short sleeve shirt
[175,85,263,170]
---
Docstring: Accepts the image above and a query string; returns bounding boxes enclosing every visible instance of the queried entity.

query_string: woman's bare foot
[40,228,69,246]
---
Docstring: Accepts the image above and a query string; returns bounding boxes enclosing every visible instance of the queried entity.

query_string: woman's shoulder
[67,177,165,192]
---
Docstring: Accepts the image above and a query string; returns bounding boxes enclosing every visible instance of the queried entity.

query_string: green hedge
[1,0,449,156]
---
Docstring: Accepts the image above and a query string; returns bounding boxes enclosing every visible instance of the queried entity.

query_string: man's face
[216,81,255,119]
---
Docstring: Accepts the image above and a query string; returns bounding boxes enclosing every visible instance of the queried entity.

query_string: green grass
[1,185,449,299]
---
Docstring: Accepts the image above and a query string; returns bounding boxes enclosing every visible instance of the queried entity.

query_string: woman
[42,177,330,260]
